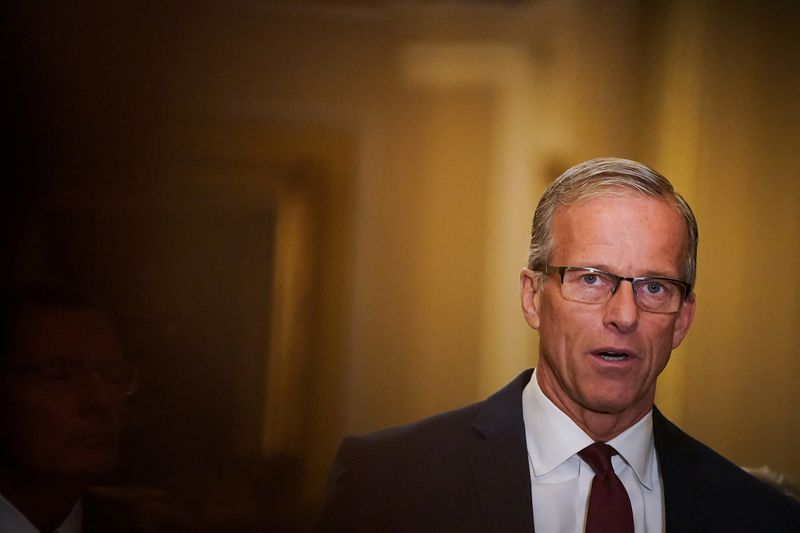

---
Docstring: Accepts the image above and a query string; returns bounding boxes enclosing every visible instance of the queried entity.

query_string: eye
[645,281,664,294]
[581,274,599,285]
[563,269,611,289]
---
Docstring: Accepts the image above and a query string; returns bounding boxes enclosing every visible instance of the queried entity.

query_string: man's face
[521,194,695,420]
[0,306,128,482]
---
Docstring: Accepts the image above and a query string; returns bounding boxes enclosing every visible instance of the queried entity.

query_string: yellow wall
[13,0,800,500]
[677,0,800,482]
[322,0,800,488]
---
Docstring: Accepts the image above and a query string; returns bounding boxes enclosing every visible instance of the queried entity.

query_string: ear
[520,268,543,330]
[671,292,696,349]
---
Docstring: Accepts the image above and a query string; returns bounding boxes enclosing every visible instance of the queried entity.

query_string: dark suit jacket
[83,489,148,533]
[318,369,800,532]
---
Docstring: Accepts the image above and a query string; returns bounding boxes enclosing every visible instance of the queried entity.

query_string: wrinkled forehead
[553,190,689,235]
[5,305,123,364]
[550,194,690,265]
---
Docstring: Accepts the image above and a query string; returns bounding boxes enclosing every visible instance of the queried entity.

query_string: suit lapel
[468,370,535,532]
[465,383,719,532]
[466,377,711,532]
[653,408,707,531]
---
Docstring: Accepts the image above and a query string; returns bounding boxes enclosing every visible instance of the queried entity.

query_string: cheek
[109,396,128,428]
[643,321,678,368]
[1,400,75,470]
[538,302,590,360]
[13,393,76,436]
[540,297,592,336]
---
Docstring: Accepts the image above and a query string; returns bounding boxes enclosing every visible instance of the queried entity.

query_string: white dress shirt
[522,369,665,533]
[0,491,82,533]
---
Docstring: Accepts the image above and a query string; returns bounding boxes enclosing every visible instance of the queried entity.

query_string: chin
[582,390,641,415]
[582,378,652,413]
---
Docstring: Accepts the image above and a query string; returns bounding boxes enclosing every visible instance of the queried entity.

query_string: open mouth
[597,351,630,362]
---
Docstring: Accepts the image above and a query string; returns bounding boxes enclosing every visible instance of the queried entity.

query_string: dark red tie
[578,442,634,533]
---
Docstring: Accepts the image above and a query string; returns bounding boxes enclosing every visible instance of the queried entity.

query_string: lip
[589,347,638,365]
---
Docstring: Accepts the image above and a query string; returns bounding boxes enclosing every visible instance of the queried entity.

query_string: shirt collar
[60,499,83,533]
[0,491,82,533]
[0,491,39,533]
[607,410,656,490]
[523,369,594,477]
[522,369,656,489]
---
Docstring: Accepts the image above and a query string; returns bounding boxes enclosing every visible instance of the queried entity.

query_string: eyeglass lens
[560,269,684,312]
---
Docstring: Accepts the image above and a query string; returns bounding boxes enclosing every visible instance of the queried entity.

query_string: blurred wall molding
[401,41,542,397]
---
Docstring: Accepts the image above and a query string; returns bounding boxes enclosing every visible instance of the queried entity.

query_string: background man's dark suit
[318,370,800,532]
[81,492,141,533]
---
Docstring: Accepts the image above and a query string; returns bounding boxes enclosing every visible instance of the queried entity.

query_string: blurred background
[6,0,799,529]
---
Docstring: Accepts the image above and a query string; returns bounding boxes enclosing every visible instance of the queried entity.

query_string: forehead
[551,194,688,272]
[8,306,122,363]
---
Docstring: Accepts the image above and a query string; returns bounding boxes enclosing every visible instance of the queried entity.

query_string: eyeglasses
[0,359,139,396]
[535,265,692,314]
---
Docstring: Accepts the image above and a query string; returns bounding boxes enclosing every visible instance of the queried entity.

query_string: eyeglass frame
[0,358,140,396]
[534,265,692,314]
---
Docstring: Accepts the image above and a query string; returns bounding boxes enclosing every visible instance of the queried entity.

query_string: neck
[0,464,83,531]
[535,369,653,441]
[571,409,650,442]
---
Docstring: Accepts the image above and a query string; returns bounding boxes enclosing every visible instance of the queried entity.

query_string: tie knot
[578,442,618,473]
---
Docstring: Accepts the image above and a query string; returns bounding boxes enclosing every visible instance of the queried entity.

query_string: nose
[603,279,639,333]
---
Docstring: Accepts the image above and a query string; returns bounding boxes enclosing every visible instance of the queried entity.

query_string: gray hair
[527,157,698,287]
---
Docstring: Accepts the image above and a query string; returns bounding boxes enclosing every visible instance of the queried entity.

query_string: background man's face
[0,306,128,481]
[527,194,695,418]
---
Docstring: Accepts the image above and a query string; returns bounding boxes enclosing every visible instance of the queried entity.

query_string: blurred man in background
[0,282,138,532]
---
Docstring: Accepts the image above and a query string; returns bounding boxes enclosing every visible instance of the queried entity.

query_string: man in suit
[0,282,139,532]
[318,158,800,531]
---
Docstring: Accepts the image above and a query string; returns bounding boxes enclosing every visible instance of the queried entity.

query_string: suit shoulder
[335,399,485,471]
[346,368,533,457]
[654,410,800,529]
[317,370,533,531]
[316,402,487,531]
